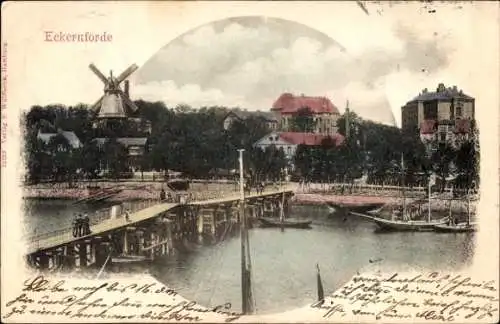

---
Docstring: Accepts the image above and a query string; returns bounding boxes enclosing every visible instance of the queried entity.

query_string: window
[456,106,462,117]
[440,132,446,142]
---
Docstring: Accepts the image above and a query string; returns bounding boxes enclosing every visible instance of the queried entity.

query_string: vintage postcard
[1,1,499,322]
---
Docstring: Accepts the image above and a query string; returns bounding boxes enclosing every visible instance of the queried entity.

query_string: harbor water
[23,199,475,314]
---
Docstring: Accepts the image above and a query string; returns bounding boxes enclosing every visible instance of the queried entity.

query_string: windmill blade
[116,64,139,84]
[89,64,109,84]
[92,95,104,111]
[121,93,139,112]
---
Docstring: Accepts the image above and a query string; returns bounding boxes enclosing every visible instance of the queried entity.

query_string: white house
[253,131,345,163]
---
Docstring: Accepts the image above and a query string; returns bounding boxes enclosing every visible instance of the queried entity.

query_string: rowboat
[111,255,151,264]
[257,217,312,229]
[433,222,477,233]
[350,211,449,231]
[326,202,384,214]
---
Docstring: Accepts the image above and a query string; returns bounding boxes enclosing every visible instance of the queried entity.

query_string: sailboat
[350,156,448,231]
[433,189,477,233]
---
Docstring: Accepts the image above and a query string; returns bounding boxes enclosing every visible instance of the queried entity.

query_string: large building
[253,131,344,162]
[271,93,340,135]
[222,110,278,131]
[401,83,475,147]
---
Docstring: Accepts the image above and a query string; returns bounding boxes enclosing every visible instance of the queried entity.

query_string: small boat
[326,202,384,214]
[111,254,151,264]
[433,222,477,233]
[257,217,312,229]
[350,211,449,231]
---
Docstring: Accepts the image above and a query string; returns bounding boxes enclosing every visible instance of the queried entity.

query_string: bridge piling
[26,188,294,271]
[77,242,87,268]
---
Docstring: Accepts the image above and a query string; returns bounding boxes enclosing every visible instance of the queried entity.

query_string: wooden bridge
[26,186,295,271]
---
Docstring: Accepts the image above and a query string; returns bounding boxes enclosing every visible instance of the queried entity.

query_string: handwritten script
[2,275,242,322]
[2,271,499,322]
[311,271,499,322]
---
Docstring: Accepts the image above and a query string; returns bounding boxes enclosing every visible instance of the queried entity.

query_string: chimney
[124,80,130,98]
[437,83,445,92]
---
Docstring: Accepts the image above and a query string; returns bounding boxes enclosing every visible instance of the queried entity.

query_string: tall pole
[238,149,252,314]
[428,176,432,223]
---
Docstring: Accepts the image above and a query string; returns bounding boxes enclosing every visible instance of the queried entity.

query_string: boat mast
[238,149,253,314]
[448,184,453,223]
[280,168,285,226]
[427,175,432,223]
[401,153,406,216]
[467,188,471,225]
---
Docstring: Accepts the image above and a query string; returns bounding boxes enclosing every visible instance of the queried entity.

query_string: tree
[80,140,102,179]
[290,107,316,132]
[431,143,456,191]
[46,133,73,183]
[103,138,129,180]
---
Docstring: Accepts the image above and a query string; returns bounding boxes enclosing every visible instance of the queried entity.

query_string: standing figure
[160,188,166,201]
[83,213,91,235]
[72,214,79,238]
[77,214,83,237]
[125,209,131,222]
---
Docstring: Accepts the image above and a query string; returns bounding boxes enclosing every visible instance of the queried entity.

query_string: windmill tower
[89,63,139,120]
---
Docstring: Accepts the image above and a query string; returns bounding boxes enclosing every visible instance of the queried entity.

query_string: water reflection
[24,200,475,314]
[150,205,475,314]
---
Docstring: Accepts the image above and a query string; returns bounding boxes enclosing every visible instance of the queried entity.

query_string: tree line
[22,101,479,190]
[291,109,479,191]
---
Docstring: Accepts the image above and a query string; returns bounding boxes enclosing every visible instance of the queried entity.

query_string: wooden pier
[26,187,294,271]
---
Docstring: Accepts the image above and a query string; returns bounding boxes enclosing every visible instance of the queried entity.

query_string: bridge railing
[295,182,456,197]
[26,187,291,247]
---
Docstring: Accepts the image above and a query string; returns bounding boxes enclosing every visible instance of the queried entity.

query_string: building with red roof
[253,131,345,168]
[271,93,341,135]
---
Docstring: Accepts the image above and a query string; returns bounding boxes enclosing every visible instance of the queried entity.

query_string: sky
[3,1,498,129]
[133,15,456,126]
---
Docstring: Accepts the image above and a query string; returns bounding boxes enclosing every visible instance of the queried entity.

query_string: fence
[25,187,243,246]
[297,182,459,198]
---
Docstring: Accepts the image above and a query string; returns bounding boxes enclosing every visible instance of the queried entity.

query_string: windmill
[89,63,139,119]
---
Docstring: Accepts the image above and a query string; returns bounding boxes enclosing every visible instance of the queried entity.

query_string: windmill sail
[89,63,139,118]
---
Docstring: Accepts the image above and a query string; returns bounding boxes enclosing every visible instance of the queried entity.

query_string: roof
[454,119,472,134]
[224,110,278,122]
[271,93,340,115]
[408,84,474,104]
[279,132,344,146]
[420,120,437,134]
[37,130,82,149]
[94,137,148,147]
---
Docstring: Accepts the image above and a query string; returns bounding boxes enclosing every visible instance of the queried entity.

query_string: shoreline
[23,191,474,213]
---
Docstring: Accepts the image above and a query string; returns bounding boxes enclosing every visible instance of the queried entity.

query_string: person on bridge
[125,209,131,222]
[83,213,91,235]
[160,188,166,201]
[76,214,84,237]
[72,214,79,238]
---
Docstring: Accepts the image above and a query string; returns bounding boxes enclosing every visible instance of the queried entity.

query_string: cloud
[135,18,453,125]
[133,80,251,109]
